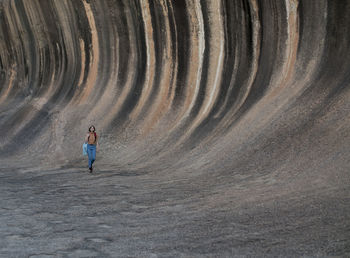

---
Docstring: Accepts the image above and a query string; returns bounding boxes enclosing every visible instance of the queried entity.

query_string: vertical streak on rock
[0,3,19,100]
[180,1,204,120]
[178,0,260,148]
[141,1,175,134]
[219,0,261,131]
[101,0,138,129]
[49,0,78,101]
[129,0,155,122]
[23,0,53,97]
[164,1,178,113]
[294,1,327,93]
[178,0,225,143]
[216,0,299,144]
[8,0,33,97]
[0,68,16,103]
[180,0,205,120]
[213,0,241,120]
[0,3,13,101]
[164,0,205,135]
[87,1,125,131]
[0,1,44,140]
[268,0,299,97]
[21,0,38,95]
[230,0,300,134]
[22,0,57,105]
[98,12,121,130]
[77,38,86,88]
[74,0,99,103]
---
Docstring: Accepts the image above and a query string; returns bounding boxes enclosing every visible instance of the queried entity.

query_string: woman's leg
[91,145,96,165]
[87,145,93,168]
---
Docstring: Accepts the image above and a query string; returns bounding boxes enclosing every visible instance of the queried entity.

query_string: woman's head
[89,125,96,132]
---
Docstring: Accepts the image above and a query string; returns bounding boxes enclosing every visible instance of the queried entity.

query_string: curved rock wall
[0,0,349,172]
[1,1,350,256]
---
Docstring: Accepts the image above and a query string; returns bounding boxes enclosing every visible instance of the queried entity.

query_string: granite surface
[0,0,349,256]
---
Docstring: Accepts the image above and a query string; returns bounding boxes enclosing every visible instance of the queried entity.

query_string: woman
[85,125,99,172]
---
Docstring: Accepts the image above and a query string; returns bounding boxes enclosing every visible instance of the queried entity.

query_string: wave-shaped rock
[0,0,349,256]
[0,0,349,166]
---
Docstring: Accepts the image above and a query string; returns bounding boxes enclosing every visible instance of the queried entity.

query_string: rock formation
[0,0,349,256]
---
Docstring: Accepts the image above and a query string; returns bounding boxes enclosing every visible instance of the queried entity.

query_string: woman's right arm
[85,133,89,143]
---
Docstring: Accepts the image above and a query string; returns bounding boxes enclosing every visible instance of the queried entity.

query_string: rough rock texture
[0,0,349,257]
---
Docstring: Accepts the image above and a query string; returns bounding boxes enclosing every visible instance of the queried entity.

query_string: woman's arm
[85,133,89,143]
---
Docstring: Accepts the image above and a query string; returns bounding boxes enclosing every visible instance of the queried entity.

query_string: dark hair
[88,125,96,132]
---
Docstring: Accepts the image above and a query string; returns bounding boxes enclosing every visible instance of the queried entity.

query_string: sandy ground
[1,164,349,257]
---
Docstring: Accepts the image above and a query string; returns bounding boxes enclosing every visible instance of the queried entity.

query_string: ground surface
[1,165,349,257]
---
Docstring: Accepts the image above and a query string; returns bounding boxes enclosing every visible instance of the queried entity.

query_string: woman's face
[90,127,95,132]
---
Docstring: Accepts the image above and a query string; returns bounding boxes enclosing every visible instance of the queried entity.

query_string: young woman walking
[85,125,99,172]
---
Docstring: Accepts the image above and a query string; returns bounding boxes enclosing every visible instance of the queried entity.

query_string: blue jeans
[87,144,96,168]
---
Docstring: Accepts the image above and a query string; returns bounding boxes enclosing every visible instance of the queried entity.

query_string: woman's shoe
[89,167,92,173]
